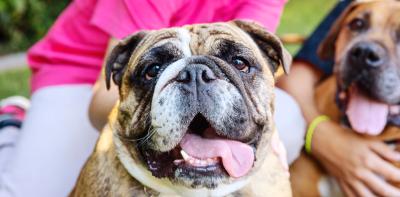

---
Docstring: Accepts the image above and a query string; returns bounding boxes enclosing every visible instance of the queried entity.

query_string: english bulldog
[71,20,292,197]
[290,0,400,196]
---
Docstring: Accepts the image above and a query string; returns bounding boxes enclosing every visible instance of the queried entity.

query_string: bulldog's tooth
[390,105,400,115]
[180,150,190,160]
[200,160,207,166]
[339,91,346,100]
[188,159,194,164]
[195,159,201,165]
[173,159,184,165]
[207,158,217,165]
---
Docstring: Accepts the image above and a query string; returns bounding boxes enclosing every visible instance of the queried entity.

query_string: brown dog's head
[105,20,291,192]
[319,0,400,135]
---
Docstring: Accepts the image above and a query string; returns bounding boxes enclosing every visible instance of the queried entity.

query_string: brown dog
[71,20,292,196]
[290,0,400,196]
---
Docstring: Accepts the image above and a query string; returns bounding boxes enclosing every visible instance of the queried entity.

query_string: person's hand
[271,130,289,177]
[312,121,400,197]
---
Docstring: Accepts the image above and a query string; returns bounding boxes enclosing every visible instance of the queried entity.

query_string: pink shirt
[28,0,287,93]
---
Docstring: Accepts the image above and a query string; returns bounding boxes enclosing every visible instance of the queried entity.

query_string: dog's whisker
[115,132,145,142]
[137,126,158,147]
[116,126,155,143]
[115,113,155,143]
[138,124,159,144]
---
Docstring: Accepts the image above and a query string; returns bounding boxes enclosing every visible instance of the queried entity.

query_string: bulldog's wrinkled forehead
[134,22,260,61]
[186,22,256,49]
[138,28,191,56]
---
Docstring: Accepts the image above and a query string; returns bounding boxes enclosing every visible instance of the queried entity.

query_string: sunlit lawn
[0,67,30,99]
[0,0,336,100]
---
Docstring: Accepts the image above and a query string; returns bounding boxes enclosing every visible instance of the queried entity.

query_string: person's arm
[277,62,400,196]
[89,39,119,131]
[277,62,322,122]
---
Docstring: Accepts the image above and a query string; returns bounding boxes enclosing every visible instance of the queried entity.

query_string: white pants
[0,85,99,197]
[0,85,304,197]
[275,88,306,164]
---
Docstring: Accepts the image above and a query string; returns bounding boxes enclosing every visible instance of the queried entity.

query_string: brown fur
[290,77,400,197]
[71,110,159,197]
[290,1,400,196]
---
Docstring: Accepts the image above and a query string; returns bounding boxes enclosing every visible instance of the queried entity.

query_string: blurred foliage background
[0,68,30,98]
[0,0,69,98]
[0,0,336,99]
[0,0,69,54]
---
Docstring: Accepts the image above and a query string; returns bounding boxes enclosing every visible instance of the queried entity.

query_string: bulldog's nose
[349,42,386,68]
[176,64,216,85]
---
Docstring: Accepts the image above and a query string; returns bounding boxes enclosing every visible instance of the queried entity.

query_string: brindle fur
[72,20,292,196]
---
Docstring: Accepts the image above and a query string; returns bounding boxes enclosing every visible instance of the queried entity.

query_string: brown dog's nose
[349,42,386,68]
[176,64,216,85]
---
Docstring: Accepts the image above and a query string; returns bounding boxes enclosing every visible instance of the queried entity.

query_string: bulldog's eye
[145,64,161,80]
[232,57,250,73]
[348,18,367,32]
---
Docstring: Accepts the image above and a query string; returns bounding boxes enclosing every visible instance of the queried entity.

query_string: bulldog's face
[106,20,291,189]
[318,0,400,135]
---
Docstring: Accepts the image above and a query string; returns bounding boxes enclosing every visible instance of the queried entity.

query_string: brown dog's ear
[105,31,148,89]
[318,2,362,60]
[232,20,292,74]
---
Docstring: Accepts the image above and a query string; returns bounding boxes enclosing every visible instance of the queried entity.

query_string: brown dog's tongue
[346,87,389,135]
[180,133,254,178]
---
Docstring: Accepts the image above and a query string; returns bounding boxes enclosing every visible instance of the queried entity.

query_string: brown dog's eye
[232,57,250,73]
[348,18,367,32]
[145,64,161,80]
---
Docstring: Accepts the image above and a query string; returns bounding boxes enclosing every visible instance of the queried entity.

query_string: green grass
[277,0,337,54]
[0,0,337,100]
[278,0,336,36]
[0,67,30,99]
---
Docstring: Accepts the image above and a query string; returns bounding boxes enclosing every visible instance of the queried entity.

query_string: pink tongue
[346,87,389,135]
[180,133,254,178]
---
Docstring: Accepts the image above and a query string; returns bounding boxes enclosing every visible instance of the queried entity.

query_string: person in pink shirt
[0,0,306,196]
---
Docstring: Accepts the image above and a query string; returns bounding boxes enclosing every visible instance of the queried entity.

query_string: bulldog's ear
[318,2,361,60]
[105,31,148,89]
[232,20,292,74]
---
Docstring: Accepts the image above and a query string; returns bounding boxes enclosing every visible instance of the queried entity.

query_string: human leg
[274,88,306,164]
[0,85,99,197]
